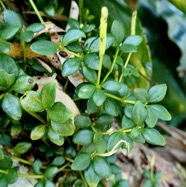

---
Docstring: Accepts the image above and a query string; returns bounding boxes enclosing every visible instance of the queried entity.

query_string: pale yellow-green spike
[131,10,137,35]
[97,6,108,86]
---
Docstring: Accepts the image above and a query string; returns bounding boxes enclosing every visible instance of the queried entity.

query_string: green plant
[0,1,171,187]
[143,156,163,187]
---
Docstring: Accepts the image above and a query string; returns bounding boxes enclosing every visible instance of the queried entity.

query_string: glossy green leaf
[0,41,10,53]
[81,24,96,33]
[44,166,58,178]
[92,88,106,106]
[1,25,19,40]
[93,156,111,178]
[26,23,45,32]
[132,101,147,125]
[66,41,83,53]
[84,165,101,187]
[0,70,15,91]
[148,105,171,121]
[20,91,44,112]
[73,129,94,145]
[30,40,59,55]
[45,179,56,187]
[0,156,12,170]
[48,128,64,146]
[62,57,81,77]
[82,66,97,84]
[142,128,166,146]
[121,115,135,129]
[2,93,22,120]
[30,125,46,140]
[50,119,75,136]
[51,156,65,166]
[67,18,80,29]
[103,99,118,116]
[12,75,36,93]
[3,10,22,28]
[48,102,72,124]
[84,53,99,70]
[0,54,19,76]
[95,114,113,131]
[129,128,140,139]
[145,106,158,128]
[111,20,125,44]
[121,35,143,53]
[94,134,107,154]
[43,4,55,16]
[148,84,167,103]
[71,152,91,171]
[34,179,44,187]
[88,35,114,53]
[6,168,18,184]
[33,159,43,174]
[20,30,34,42]
[0,175,8,187]
[87,98,100,114]
[102,80,121,91]
[132,132,145,144]
[134,88,148,103]
[124,104,134,118]
[62,29,86,46]
[11,123,22,137]
[78,84,96,99]
[107,132,123,151]
[74,115,91,128]
[13,142,32,154]
[41,82,56,109]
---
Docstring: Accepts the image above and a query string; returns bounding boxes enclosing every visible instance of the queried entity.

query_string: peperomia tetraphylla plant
[0,1,171,187]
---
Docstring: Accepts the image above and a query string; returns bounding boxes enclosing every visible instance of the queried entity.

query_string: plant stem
[0,93,5,100]
[105,93,135,104]
[80,171,88,187]
[101,47,120,84]
[26,110,46,125]
[29,0,44,23]
[11,155,33,166]
[0,0,6,9]
[18,173,44,179]
[97,7,108,87]
[131,10,137,36]
[60,46,82,58]
[57,163,70,173]
[0,169,7,174]
[21,40,26,63]
[124,53,132,68]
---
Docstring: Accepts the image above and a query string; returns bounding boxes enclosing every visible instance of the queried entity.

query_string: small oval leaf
[30,40,59,55]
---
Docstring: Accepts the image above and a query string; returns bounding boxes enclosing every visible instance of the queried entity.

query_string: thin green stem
[26,110,46,125]
[60,46,82,58]
[29,0,44,23]
[124,53,132,68]
[0,169,7,174]
[105,93,135,105]
[101,47,120,84]
[0,0,6,9]
[57,163,70,173]
[0,93,5,100]
[80,171,88,187]
[21,40,26,63]
[11,156,33,166]
[18,173,44,179]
